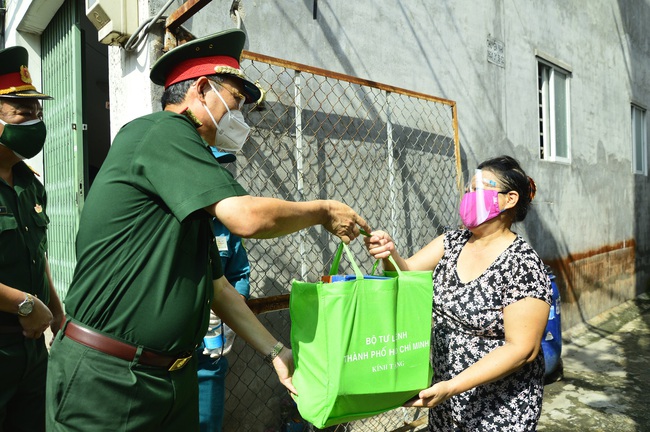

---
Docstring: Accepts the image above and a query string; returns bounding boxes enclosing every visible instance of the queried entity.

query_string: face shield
[459,169,503,228]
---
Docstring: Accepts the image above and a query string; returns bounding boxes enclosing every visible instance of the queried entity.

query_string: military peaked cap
[150,29,262,104]
[0,46,52,100]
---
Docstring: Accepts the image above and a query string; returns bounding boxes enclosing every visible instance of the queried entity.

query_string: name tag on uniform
[215,235,229,252]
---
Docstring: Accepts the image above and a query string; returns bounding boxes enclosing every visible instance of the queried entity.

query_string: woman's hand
[403,380,454,408]
[364,230,396,260]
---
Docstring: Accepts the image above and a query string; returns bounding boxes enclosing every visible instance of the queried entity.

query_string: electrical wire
[233,8,241,29]
[123,0,177,52]
[230,0,242,29]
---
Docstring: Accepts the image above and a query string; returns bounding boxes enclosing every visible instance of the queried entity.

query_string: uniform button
[25,226,29,231]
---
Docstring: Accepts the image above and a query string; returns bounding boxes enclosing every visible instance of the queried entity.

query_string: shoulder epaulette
[25,163,41,177]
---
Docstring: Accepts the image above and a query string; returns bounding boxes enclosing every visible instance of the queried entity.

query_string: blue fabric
[212,220,250,299]
[198,219,250,431]
[209,148,236,163]
[197,344,229,432]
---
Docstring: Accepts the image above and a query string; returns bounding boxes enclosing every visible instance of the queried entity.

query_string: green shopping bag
[290,243,434,428]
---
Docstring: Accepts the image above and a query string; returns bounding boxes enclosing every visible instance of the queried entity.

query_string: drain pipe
[0,2,6,49]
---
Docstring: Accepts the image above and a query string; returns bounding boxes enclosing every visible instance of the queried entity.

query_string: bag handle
[371,256,402,277]
[359,228,403,277]
[329,242,402,279]
[329,243,364,279]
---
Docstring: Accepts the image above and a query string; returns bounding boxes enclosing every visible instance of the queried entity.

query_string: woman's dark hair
[160,75,225,109]
[477,155,536,222]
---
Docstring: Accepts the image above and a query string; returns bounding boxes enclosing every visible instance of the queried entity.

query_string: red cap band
[164,55,241,88]
[0,71,36,95]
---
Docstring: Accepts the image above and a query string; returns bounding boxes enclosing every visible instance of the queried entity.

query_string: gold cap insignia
[20,65,32,84]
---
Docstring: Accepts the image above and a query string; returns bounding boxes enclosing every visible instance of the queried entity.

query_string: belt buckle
[168,353,192,371]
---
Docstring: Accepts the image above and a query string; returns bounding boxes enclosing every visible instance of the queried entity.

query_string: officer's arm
[0,281,52,339]
[204,195,369,243]
[0,282,28,313]
[212,276,296,394]
[45,256,64,336]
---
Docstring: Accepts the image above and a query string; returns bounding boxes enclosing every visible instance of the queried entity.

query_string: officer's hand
[18,296,53,339]
[273,347,297,395]
[45,298,65,347]
[49,308,64,342]
[322,200,371,244]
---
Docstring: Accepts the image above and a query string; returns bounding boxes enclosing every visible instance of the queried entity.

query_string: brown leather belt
[64,321,193,371]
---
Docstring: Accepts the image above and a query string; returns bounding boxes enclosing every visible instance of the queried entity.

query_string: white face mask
[202,81,251,152]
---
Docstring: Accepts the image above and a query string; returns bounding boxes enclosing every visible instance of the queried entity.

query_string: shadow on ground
[538,294,650,432]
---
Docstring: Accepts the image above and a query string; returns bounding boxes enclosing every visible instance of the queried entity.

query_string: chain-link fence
[219,51,462,432]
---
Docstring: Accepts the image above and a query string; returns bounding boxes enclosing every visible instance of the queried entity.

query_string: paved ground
[538,293,650,432]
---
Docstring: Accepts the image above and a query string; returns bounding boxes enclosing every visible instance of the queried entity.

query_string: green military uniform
[46,111,248,430]
[0,162,51,431]
[0,162,51,320]
[1,44,55,432]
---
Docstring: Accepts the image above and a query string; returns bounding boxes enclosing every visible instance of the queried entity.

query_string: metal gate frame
[218,50,462,431]
[41,0,85,300]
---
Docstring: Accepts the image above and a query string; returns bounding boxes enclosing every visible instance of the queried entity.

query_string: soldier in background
[0,45,64,432]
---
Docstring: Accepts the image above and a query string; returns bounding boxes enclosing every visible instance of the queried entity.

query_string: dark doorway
[78,0,110,191]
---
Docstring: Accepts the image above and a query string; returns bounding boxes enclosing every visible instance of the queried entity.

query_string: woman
[365,155,552,431]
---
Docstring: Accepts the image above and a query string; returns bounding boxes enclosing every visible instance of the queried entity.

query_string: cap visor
[0,90,53,100]
[241,79,262,104]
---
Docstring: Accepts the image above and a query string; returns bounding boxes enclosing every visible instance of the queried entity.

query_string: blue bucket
[541,268,562,378]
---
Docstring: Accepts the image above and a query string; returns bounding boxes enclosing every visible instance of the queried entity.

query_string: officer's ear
[193,77,212,102]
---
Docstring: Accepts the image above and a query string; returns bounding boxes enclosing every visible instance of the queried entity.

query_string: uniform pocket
[0,213,19,231]
[50,339,131,428]
[30,207,50,251]
[33,210,50,228]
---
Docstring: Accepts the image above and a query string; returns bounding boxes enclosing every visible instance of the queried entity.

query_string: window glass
[537,60,571,162]
[553,71,568,159]
[632,106,647,175]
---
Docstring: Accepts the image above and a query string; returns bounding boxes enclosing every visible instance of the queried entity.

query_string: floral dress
[429,229,552,432]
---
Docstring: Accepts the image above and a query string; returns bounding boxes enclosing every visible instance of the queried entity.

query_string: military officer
[46,29,369,431]
[0,45,64,432]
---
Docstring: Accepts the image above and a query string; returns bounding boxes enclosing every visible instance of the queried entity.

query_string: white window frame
[538,58,572,163]
[632,104,648,175]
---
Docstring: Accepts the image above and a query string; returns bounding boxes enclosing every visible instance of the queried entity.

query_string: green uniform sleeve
[129,113,248,221]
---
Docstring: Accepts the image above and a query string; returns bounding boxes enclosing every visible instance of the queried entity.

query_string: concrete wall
[150,0,649,330]
[106,0,157,139]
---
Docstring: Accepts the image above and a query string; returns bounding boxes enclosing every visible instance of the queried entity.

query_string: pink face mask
[459,189,502,228]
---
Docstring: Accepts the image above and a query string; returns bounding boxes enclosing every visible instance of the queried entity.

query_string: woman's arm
[405,297,550,408]
[364,230,445,272]
[205,195,370,244]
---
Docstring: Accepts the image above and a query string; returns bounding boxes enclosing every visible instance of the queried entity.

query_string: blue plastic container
[541,269,562,378]
[203,323,225,350]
